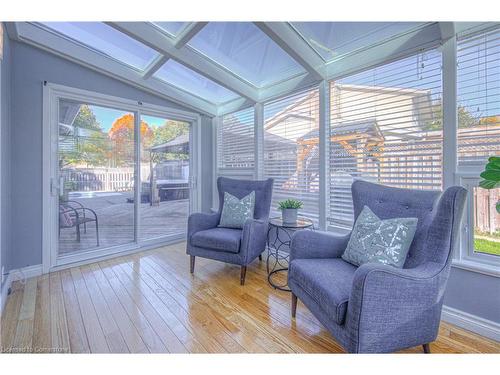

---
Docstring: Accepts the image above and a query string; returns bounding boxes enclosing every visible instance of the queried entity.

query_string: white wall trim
[441,305,500,342]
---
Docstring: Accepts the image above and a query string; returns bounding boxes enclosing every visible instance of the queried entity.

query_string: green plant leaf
[479,170,500,182]
[479,179,500,189]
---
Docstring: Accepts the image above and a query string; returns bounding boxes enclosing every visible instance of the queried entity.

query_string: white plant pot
[282,208,298,224]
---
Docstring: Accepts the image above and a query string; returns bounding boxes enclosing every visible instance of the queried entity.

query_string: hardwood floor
[1,242,499,353]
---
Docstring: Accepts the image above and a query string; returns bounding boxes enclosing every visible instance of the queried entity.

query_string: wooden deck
[59,193,188,254]
[1,242,499,354]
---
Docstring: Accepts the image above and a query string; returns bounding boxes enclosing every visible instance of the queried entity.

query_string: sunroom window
[188,22,306,88]
[328,49,443,228]
[153,59,240,104]
[291,22,425,62]
[39,22,158,71]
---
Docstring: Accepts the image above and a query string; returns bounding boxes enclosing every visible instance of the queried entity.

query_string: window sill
[452,259,500,278]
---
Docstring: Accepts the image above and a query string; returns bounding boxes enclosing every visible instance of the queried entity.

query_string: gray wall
[9,40,213,270]
[1,29,12,287]
[199,115,213,212]
[444,267,500,323]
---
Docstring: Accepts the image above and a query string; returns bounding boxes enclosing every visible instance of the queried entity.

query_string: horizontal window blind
[217,107,255,178]
[263,87,320,223]
[328,50,443,228]
[457,27,500,166]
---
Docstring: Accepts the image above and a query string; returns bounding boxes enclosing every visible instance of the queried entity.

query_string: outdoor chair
[59,200,100,246]
[288,180,467,353]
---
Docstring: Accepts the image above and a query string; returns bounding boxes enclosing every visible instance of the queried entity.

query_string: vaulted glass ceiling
[291,22,425,61]
[152,22,190,38]
[154,59,239,104]
[28,21,449,111]
[188,22,306,87]
[39,22,159,70]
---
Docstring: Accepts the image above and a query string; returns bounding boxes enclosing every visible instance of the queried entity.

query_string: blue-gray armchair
[288,180,467,353]
[187,177,274,285]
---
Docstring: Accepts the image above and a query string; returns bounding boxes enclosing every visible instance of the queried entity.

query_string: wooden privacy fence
[474,188,499,235]
[61,167,147,192]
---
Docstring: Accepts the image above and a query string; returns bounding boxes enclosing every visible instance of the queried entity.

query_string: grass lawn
[474,238,500,256]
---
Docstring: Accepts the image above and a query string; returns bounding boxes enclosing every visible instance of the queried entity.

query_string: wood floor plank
[1,281,24,352]
[92,262,168,353]
[76,266,129,353]
[80,264,149,353]
[69,267,110,353]
[102,258,188,353]
[59,269,90,353]
[1,242,497,354]
[12,277,37,352]
[33,275,51,352]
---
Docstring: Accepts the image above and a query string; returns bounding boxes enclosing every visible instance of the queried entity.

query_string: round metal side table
[266,216,314,291]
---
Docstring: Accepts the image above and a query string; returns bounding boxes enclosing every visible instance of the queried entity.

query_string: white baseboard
[441,305,500,342]
[0,264,43,316]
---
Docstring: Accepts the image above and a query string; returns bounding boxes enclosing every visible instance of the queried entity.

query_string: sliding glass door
[55,97,192,262]
[139,114,190,242]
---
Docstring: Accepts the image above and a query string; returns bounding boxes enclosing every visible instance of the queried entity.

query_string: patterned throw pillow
[342,206,418,268]
[218,191,255,229]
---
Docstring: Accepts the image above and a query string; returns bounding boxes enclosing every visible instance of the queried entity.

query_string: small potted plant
[479,156,500,214]
[278,199,303,224]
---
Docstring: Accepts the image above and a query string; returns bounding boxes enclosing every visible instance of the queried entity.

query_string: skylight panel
[153,59,240,104]
[188,22,306,88]
[291,22,425,61]
[152,22,190,37]
[39,22,158,71]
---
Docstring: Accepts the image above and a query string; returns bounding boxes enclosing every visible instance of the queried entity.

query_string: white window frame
[42,83,202,272]
[454,173,500,277]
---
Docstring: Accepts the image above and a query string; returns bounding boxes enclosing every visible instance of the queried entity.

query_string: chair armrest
[289,230,351,262]
[347,261,446,353]
[187,212,220,240]
[241,218,268,263]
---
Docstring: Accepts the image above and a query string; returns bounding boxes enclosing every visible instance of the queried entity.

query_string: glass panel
[472,186,500,256]
[328,50,443,228]
[457,27,500,166]
[188,22,305,87]
[264,88,320,224]
[140,115,190,241]
[58,101,136,255]
[152,22,189,37]
[40,22,158,70]
[291,22,424,61]
[153,59,239,104]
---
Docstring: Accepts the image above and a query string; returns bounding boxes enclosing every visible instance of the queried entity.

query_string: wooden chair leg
[291,293,298,318]
[190,255,195,274]
[423,343,431,353]
[240,266,247,285]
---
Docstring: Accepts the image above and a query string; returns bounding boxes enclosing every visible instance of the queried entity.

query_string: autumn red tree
[108,114,153,166]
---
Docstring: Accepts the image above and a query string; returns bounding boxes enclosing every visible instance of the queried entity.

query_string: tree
[424,104,478,130]
[108,114,153,166]
[151,120,189,146]
[73,104,102,131]
[59,105,110,168]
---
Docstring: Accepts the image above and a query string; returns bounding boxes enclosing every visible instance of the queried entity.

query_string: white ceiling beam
[107,22,259,103]
[174,22,207,48]
[142,55,169,79]
[325,22,443,81]
[15,22,217,116]
[254,22,326,81]
[216,97,255,116]
[439,22,456,42]
[259,73,321,103]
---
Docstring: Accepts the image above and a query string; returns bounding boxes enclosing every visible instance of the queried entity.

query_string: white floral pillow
[218,191,255,229]
[342,206,418,268]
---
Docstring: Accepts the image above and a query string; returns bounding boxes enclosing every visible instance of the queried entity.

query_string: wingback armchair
[288,180,467,353]
[187,177,274,285]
